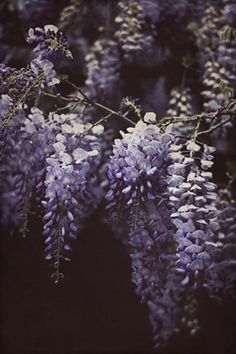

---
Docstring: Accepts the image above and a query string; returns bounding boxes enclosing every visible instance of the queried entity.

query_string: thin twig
[158,101,236,130]
[63,79,136,126]
[94,101,135,126]
[197,117,232,136]
[42,91,76,102]
[64,79,92,102]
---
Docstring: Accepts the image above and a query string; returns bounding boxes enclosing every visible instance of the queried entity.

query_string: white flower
[44,25,59,33]
[72,147,89,163]
[143,112,157,123]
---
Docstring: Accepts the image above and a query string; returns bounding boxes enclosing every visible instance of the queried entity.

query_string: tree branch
[59,78,136,126]
[159,100,236,136]
[197,117,232,136]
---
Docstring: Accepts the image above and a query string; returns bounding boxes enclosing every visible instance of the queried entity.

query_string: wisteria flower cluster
[0,24,71,124]
[58,0,87,30]
[0,23,104,282]
[1,0,236,351]
[205,189,236,299]
[106,115,184,346]
[115,0,154,60]
[167,87,194,140]
[105,113,235,346]
[42,113,103,282]
[167,141,219,287]
[1,102,104,281]
[85,39,120,103]
[27,24,73,60]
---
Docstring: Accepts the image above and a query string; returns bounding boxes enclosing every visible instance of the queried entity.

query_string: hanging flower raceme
[0,23,104,281]
[115,0,154,60]
[198,5,235,116]
[198,6,234,146]
[0,106,55,234]
[0,99,31,233]
[106,114,185,346]
[167,140,219,287]
[0,27,73,218]
[106,114,173,214]
[204,189,236,299]
[165,114,201,329]
[22,108,55,199]
[202,60,230,112]
[42,112,103,283]
[148,259,183,347]
[218,7,236,89]
[166,87,194,140]
[197,5,222,60]
[0,100,104,279]
[58,0,87,30]
[0,23,68,231]
[218,39,236,88]
[167,88,192,117]
[201,59,233,146]
[85,39,120,103]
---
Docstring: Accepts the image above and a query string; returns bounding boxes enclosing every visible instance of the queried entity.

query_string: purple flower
[167,141,219,287]
[27,25,72,60]
[85,39,120,103]
[106,118,187,346]
[41,112,103,282]
[115,1,154,60]
[204,189,236,299]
